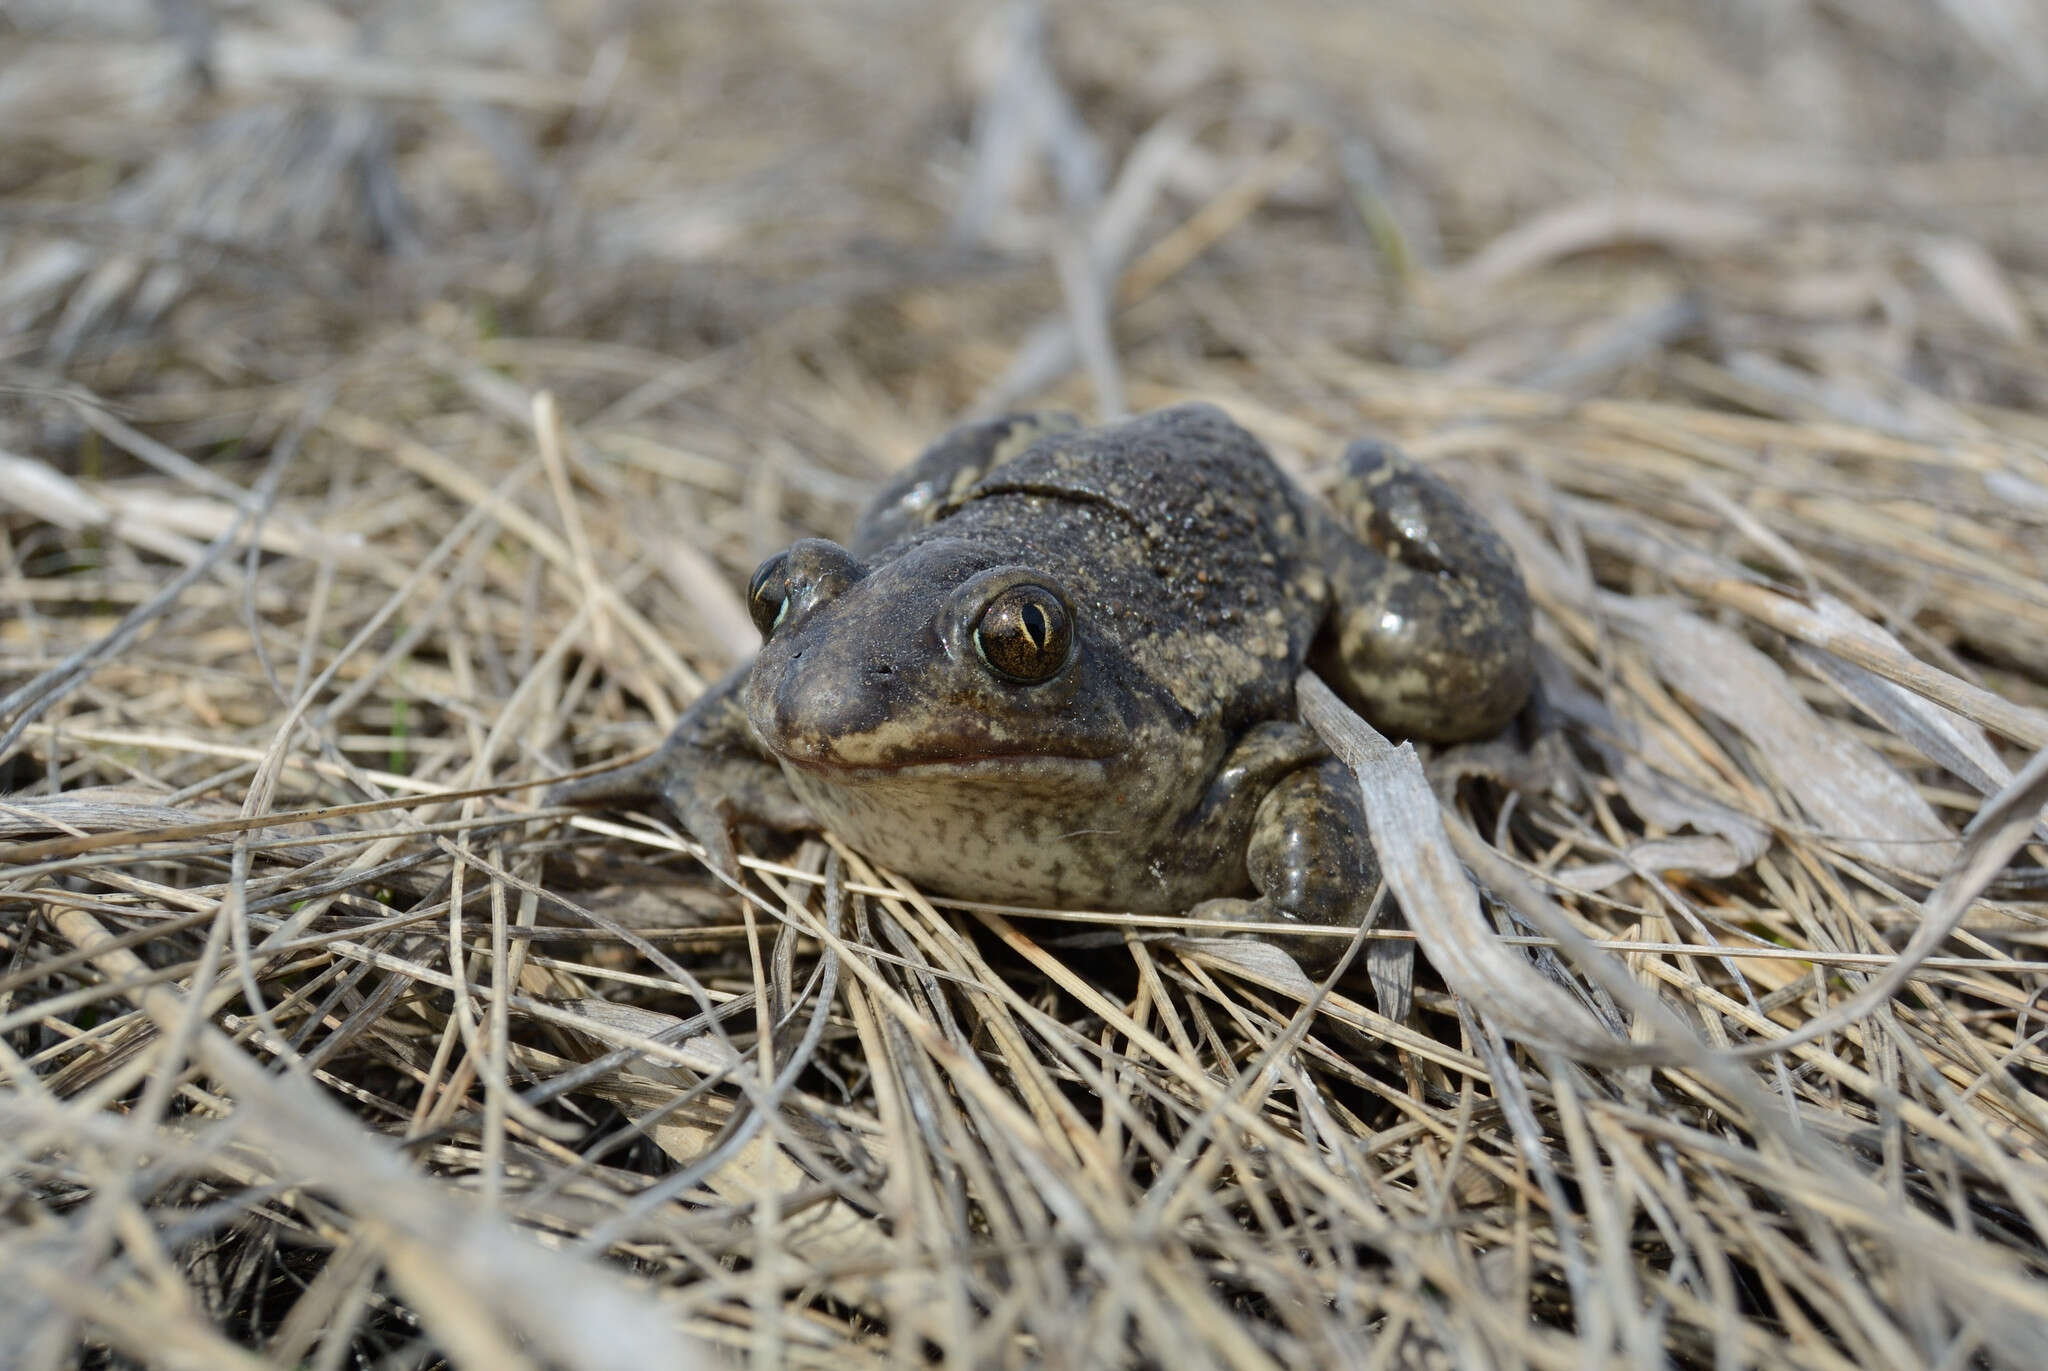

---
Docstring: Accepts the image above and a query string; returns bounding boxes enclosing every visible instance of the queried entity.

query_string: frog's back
[864,404,1330,728]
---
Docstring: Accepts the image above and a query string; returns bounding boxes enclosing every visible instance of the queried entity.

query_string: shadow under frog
[553,404,1533,972]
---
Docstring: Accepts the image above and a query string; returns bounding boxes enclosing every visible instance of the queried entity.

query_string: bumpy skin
[553,405,1532,969]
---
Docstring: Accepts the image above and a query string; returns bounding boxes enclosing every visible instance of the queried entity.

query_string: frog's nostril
[872,662,894,678]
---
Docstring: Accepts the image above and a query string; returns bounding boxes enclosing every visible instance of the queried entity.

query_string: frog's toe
[664,786,742,880]
[549,758,747,877]
[1189,894,1260,930]
[658,770,818,881]
[544,752,669,811]
[1190,894,1364,973]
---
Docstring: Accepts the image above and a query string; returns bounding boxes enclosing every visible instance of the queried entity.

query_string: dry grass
[4,2,2048,1367]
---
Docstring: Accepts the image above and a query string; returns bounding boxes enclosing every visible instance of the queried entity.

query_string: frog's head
[739,536,1132,781]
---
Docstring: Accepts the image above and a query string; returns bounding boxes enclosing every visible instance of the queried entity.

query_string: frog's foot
[1188,895,1345,973]
[1314,438,1535,742]
[1192,893,1413,1019]
[545,748,672,811]
[552,748,812,880]
[548,666,816,880]
[1192,758,1396,991]
[656,761,815,880]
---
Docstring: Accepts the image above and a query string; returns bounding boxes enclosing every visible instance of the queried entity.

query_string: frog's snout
[747,615,909,769]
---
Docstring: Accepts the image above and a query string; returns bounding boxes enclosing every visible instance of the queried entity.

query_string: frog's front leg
[1192,757,1384,975]
[1314,439,1534,742]
[548,665,815,876]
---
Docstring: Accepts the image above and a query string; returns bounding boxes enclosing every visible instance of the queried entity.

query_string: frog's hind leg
[1192,758,1386,978]
[850,412,1078,556]
[1313,439,1534,742]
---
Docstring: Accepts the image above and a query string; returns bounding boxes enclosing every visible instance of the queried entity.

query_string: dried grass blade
[1573,505,2048,749]
[1603,597,1960,878]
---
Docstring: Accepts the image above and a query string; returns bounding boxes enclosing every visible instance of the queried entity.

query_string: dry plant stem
[324,409,703,705]
[0,426,289,758]
[1455,813,2048,1353]
[578,860,843,1253]
[0,779,566,867]
[1117,126,1324,307]
[1729,741,2048,1059]
[1303,670,2048,1356]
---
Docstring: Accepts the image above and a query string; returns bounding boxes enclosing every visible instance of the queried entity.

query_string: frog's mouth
[773,747,1114,781]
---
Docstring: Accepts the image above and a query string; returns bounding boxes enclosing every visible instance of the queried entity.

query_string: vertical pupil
[1021,601,1047,648]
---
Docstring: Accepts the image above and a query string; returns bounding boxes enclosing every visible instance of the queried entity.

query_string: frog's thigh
[851,411,1080,555]
[1319,440,1534,742]
[1195,758,1382,973]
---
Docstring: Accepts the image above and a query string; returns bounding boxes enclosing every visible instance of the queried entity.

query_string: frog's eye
[973,584,1072,684]
[747,552,792,638]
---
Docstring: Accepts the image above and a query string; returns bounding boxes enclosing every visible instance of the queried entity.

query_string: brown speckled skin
[554,404,1532,961]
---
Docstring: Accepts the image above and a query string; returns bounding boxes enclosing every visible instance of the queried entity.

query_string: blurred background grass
[6,1,2045,430]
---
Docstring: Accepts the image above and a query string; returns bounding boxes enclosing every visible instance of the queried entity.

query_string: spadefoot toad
[555,404,1532,964]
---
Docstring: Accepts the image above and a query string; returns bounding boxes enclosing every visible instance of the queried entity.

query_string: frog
[551,403,1533,970]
